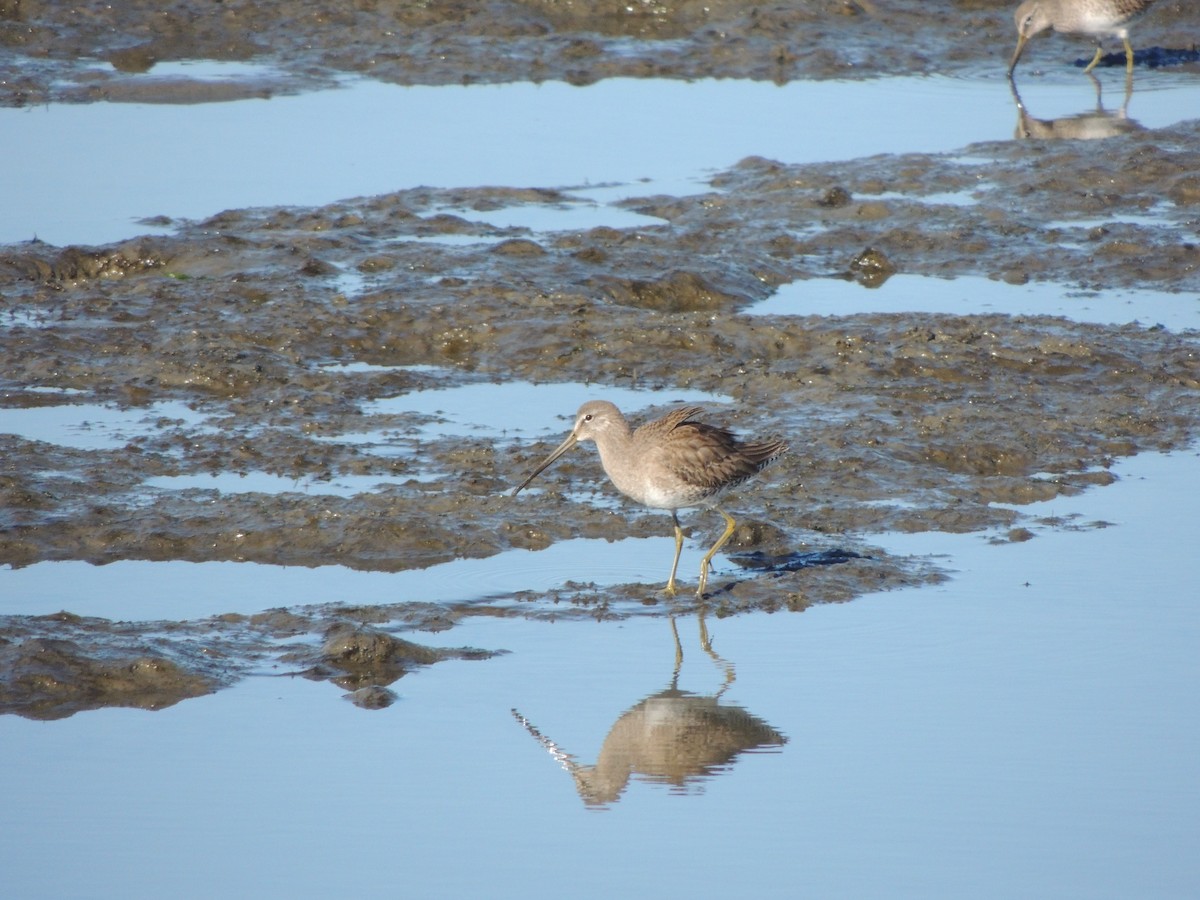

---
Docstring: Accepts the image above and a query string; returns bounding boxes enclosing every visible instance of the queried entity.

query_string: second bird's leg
[664,511,685,595]
[1083,43,1103,74]
[1123,36,1135,73]
[696,508,737,597]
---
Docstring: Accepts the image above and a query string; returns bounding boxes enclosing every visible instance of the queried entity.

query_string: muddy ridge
[3,1,1200,105]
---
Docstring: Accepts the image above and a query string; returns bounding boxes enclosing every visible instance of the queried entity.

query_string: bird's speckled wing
[646,408,787,502]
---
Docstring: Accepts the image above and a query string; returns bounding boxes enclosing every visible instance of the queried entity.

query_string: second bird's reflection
[1010,74,1142,140]
[512,613,787,807]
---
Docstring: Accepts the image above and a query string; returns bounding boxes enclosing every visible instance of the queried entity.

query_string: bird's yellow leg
[696,509,736,597]
[664,512,684,595]
[1083,44,1103,74]
[1123,36,1135,73]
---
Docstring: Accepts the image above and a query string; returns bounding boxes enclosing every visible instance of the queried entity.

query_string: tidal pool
[5,71,1200,246]
[751,273,1200,332]
[0,401,209,451]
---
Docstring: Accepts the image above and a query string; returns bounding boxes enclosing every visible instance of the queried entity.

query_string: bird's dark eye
[584,414,593,422]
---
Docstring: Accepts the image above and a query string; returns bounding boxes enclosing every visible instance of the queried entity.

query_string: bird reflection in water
[512,614,786,808]
[1009,74,1142,140]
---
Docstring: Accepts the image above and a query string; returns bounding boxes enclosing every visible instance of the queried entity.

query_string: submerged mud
[3,0,1200,716]
[0,604,502,720]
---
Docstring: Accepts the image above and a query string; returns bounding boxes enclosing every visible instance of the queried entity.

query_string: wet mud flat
[3,0,1200,104]
[4,115,1200,715]
[3,1,1200,717]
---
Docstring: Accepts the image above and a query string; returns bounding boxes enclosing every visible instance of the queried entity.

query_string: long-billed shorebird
[1008,0,1157,76]
[512,401,788,597]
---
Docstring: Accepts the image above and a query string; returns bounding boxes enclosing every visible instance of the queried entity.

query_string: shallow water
[0,400,211,449]
[0,535,688,622]
[356,381,729,439]
[141,470,401,497]
[752,273,1200,332]
[5,69,1200,247]
[2,449,1197,898]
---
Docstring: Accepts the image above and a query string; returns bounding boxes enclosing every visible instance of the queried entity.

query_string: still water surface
[1,450,1197,898]
[4,69,1200,246]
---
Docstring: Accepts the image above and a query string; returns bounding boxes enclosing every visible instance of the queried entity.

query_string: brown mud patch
[2,0,1199,105]
[3,0,1200,716]
[0,604,502,720]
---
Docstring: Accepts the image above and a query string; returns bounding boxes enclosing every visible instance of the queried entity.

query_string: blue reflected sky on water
[1,450,1197,898]
[753,274,1200,332]
[3,71,1200,245]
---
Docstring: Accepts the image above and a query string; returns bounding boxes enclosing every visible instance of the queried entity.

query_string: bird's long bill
[1008,33,1029,76]
[511,432,578,496]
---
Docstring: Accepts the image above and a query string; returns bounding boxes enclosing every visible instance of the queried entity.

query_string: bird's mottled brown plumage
[512,400,788,597]
[636,406,788,507]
